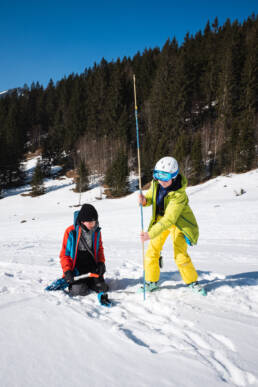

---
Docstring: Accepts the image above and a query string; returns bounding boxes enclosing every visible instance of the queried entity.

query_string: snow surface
[1,159,258,387]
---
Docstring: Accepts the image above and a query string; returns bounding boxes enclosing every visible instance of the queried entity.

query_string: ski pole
[133,74,146,300]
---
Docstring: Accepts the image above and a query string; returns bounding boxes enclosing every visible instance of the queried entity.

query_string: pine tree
[234,19,258,171]
[75,159,89,193]
[235,115,255,172]
[0,175,3,198]
[190,134,203,183]
[0,93,26,187]
[104,151,129,197]
[174,135,191,175]
[31,160,45,196]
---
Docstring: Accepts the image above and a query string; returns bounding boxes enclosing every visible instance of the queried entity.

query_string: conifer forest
[0,15,257,192]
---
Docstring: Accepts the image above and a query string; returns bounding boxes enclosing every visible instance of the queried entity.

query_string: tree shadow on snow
[2,181,73,198]
[44,182,74,194]
[202,271,258,292]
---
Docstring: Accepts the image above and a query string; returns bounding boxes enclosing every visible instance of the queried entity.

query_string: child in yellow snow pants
[139,156,205,294]
[144,218,198,284]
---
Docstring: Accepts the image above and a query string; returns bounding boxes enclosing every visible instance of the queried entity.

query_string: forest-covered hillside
[0,15,257,193]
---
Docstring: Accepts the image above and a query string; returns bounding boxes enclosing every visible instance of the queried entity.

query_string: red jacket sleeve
[59,225,74,274]
[97,232,105,263]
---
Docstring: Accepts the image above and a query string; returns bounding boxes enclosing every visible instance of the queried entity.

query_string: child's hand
[138,193,147,206]
[64,270,74,284]
[96,262,106,276]
[140,231,150,242]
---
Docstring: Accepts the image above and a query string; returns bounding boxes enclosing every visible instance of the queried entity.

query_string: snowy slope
[0,161,258,387]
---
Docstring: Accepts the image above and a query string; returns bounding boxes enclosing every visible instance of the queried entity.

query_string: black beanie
[77,204,98,223]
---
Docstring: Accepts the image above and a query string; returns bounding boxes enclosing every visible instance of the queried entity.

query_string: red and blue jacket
[59,211,105,276]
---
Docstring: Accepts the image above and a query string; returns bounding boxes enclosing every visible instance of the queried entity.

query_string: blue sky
[0,0,257,91]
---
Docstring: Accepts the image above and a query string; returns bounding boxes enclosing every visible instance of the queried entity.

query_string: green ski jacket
[144,174,199,245]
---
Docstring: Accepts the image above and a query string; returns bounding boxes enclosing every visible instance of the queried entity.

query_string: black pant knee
[88,276,109,293]
[69,278,89,296]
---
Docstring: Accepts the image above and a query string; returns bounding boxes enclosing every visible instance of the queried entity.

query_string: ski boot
[98,292,112,307]
[188,281,207,296]
[138,281,160,293]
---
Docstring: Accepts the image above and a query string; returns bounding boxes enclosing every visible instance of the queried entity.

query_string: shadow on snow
[2,181,74,198]
[152,270,258,292]
[203,271,258,292]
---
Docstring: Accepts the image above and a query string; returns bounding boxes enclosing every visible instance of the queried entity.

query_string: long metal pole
[133,74,146,300]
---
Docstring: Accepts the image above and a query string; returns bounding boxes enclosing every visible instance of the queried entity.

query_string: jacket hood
[74,210,80,227]
[178,174,187,191]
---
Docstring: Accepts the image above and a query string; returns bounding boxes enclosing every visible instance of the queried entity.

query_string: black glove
[96,262,106,276]
[64,270,74,284]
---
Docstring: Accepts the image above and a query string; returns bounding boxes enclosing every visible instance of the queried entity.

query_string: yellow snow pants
[145,223,198,284]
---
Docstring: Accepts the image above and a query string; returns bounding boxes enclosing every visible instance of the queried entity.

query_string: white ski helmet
[154,156,179,180]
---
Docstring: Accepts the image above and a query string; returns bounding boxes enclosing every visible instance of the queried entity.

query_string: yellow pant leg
[145,229,170,282]
[171,227,198,284]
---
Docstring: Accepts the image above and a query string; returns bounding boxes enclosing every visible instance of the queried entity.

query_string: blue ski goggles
[153,169,178,182]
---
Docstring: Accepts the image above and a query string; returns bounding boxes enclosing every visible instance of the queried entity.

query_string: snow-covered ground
[0,159,258,387]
